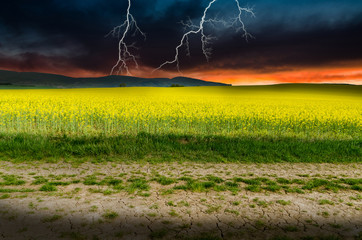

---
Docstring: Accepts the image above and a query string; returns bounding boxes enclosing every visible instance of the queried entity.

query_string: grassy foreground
[0,133,360,163]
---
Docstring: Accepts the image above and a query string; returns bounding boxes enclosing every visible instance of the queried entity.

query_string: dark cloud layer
[0,0,361,77]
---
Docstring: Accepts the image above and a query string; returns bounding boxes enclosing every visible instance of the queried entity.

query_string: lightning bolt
[107,0,146,76]
[153,0,254,73]
[231,0,255,40]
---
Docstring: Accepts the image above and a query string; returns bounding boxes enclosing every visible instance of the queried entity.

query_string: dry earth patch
[0,162,361,240]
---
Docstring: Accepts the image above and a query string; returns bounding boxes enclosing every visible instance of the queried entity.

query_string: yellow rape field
[0,86,360,140]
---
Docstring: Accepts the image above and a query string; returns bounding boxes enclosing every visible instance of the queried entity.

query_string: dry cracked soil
[0,162,361,240]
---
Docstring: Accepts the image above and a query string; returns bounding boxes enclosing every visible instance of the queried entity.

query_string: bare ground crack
[0,162,360,239]
[215,215,225,240]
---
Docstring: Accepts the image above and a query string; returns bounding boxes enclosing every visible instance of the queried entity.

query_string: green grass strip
[0,133,360,163]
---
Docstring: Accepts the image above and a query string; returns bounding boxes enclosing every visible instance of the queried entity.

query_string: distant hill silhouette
[0,70,230,88]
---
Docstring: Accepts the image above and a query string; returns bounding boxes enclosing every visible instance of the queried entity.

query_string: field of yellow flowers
[0,86,360,139]
[0,85,360,162]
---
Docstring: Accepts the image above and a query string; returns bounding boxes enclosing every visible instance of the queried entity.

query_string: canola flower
[0,87,360,139]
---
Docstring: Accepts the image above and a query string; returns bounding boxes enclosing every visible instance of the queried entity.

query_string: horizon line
[1,68,361,86]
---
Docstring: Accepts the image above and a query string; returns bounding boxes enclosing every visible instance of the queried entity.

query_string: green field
[0,84,360,163]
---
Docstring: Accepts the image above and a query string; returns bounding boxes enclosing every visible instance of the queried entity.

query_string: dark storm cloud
[0,0,361,75]
[199,14,362,72]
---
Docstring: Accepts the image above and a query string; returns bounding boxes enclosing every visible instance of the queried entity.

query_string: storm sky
[0,0,362,84]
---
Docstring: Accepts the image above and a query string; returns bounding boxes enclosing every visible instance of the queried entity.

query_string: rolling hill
[0,70,230,88]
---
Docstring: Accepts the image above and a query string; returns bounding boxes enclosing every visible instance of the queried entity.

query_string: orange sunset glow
[2,65,361,86]
[189,67,362,85]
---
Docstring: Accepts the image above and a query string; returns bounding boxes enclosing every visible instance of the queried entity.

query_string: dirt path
[0,162,361,240]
